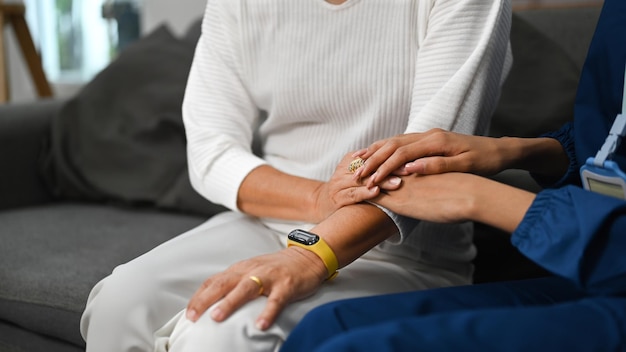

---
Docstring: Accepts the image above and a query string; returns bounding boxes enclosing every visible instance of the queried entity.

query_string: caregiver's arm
[355,130,570,186]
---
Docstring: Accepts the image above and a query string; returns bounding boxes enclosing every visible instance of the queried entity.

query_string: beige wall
[140,0,207,37]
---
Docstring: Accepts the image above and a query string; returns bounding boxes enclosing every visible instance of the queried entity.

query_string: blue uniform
[281,0,626,351]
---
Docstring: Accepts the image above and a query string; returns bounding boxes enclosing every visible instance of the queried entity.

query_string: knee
[82,261,169,336]
[168,303,283,352]
[91,263,161,310]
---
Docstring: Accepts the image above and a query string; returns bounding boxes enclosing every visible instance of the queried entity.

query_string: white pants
[80,211,469,352]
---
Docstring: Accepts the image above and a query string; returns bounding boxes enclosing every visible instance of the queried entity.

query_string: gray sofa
[0,6,602,352]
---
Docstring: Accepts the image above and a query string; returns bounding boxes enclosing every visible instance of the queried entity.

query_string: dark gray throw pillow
[41,25,226,217]
[490,14,581,138]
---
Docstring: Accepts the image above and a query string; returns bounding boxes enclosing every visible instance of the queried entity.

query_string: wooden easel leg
[0,13,9,103]
[10,14,52,98]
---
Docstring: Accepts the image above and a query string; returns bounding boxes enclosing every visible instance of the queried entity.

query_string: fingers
[377,175,402,191]
[405,155,470,175]
[355,142,405,184]
[405,157,448,175]
[208,276,268,323]
[355,132,444,186]
[186,276,234,322]
[254,290,289,330]
[355,130,483,186]
[186,272,263,323]
[187,273,278,329]
[335,184,381,206]
[335,153,384,203]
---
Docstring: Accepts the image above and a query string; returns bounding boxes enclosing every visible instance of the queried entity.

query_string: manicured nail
[407,161,426,173]
[186,309,198,322]
[389,177,401,185]
[352,149,366,158]
[256,318,269,330]
[211,307,224,321]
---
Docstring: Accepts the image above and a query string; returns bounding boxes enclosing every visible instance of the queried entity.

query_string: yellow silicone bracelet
[287,230,339,280]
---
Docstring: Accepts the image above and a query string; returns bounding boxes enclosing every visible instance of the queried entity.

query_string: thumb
[378,176,402,191]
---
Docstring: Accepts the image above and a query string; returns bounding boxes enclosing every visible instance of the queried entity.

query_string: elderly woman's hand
[310,153,402,222]
[185,246,328,331]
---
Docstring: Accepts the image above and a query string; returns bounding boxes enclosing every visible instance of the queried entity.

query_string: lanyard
[579,64,626,200]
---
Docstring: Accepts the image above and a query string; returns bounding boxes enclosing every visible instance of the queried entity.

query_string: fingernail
[406,161,423,173]
[389,177,401,185]
[186,309,198,322]
[352,149,366,157]
[368,173,377,185]
[256,318,269,330]
[211,307,224,321]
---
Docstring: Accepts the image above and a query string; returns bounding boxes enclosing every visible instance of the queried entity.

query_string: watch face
[288,230,319,245]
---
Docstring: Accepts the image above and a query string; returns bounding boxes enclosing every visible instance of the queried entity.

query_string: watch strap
[288,231,339,280]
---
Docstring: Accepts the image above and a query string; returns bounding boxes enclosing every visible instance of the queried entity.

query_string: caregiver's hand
[374,172,535,233]
[353,129,508,188]
[185,246,328,331]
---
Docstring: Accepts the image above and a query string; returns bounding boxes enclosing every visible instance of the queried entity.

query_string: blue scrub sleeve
[512,185,626,295]
[531,123,581,188]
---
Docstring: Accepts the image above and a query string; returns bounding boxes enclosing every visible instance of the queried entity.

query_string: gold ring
[249,276,264,296]
[348,157,365,173]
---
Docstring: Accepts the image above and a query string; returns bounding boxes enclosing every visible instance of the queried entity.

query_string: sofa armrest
[0,99,65,210]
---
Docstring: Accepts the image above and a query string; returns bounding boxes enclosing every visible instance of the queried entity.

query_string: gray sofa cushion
[0,99,62,210]
[41,25,225,217]
[0,320,81,352]
[0,203,205,347]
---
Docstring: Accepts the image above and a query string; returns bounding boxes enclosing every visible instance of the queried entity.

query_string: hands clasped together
[185,129,530,330]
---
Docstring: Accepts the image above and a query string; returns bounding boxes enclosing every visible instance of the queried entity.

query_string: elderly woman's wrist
[286,246,330,282]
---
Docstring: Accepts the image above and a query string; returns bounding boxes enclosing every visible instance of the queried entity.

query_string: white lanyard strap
[592,64,626,167]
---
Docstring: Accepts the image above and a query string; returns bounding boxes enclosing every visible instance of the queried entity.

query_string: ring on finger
[348,157,365,173]
[249,276,264,296]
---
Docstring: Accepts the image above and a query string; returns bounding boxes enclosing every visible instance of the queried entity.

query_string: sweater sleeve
[512,186,626,295]
[406,0,512,135]
[183,1,267,211]
[384,0,512,243]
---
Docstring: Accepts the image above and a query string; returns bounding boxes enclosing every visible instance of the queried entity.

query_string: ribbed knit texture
[183,0,512,268]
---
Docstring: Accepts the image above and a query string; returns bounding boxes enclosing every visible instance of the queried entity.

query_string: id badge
[580,63,626,200]
[580,158,626,200]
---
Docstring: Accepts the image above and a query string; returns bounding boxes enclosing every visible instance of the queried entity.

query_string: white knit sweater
[183,0,512,270]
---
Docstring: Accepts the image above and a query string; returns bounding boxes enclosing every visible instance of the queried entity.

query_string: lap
[114,212,462,351]
[311,296,626,352]
[282,276,590,352]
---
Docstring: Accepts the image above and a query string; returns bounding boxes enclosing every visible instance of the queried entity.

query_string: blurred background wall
[1,0,603,104]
